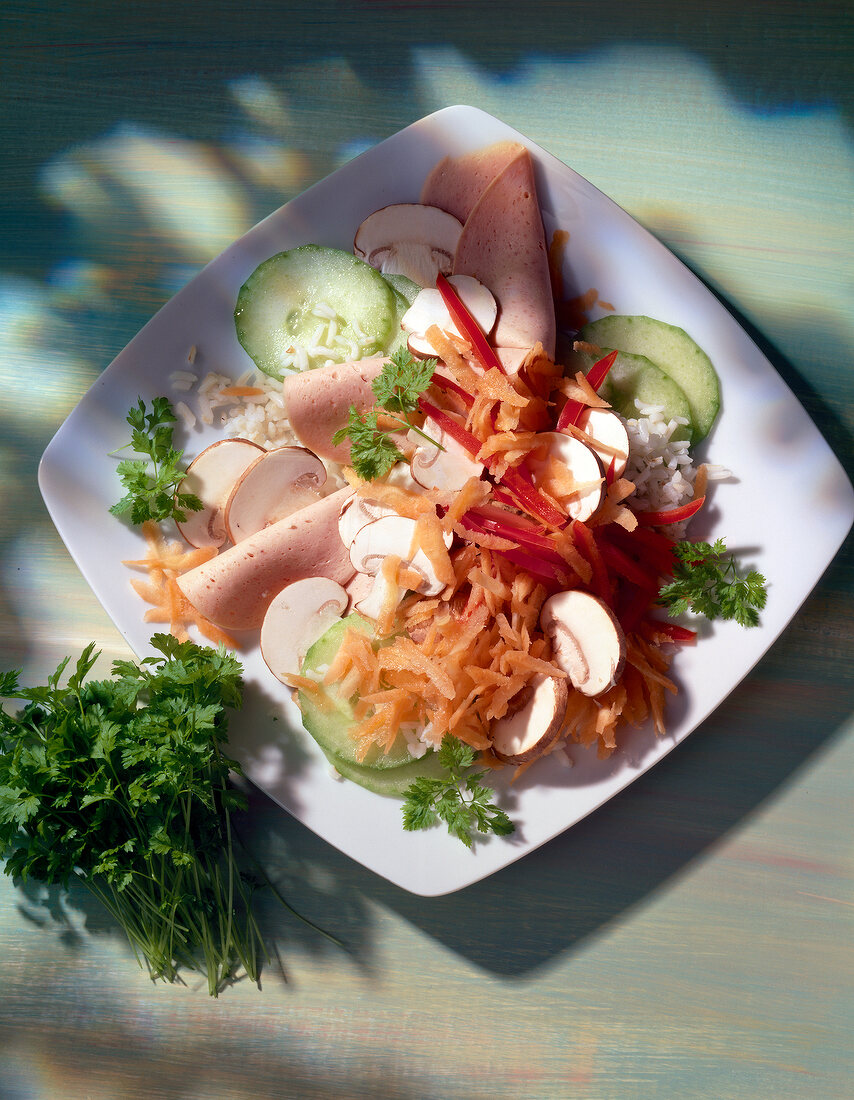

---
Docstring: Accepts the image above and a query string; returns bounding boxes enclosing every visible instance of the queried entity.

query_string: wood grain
[1,4,852,1097]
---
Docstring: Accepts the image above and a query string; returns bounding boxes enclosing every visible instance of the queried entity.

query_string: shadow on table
[5,1,854,986]
[355,574,854,976]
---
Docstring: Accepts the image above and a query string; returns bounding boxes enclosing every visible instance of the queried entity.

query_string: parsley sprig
[0,636,328,995]
[110,397,203,525]
[333,348,443,480]
[658,538,768,627]
[402,735,515,848]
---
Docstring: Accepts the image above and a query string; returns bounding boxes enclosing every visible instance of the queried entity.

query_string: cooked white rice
[623,400,731,535]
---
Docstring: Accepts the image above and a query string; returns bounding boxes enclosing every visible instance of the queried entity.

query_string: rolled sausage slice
[453,149,555,358]
[420,140,526,225]
[282,356,387,464]
[177,487,356,630]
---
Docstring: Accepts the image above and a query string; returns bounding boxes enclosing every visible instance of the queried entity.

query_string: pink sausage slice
[420,141,526,225]
[453,150,555,357]
[177,487,356,630]
[282,356,387,463]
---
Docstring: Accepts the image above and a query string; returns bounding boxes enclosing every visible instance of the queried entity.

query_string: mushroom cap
[352,570,402,622]
[540,590,626,697]
[353,203,463,287]
[402,275,496,357]
[491,674,569,764]
[529,432,605,523]
[338,494,398,549]
[349,514,452,596]
[176,438,265,549]
[575,407,630,480]
[260,577,349,684]
[224,446,327,543]
[409,416,484,492]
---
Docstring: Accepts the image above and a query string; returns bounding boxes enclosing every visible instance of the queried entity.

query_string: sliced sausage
[281,356,387,464]
[177,487,356,630]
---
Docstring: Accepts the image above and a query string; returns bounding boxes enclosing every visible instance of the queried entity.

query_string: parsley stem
[384,413,446,452]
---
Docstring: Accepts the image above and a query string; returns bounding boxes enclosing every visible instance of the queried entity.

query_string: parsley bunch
[402,736,515,848]
[333,348,442,480]
[0,636,296,995]
[658,538,768,627]
[110,397,203,525]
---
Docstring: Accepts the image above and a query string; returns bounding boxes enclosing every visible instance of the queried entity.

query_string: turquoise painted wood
[1,4,852,1097]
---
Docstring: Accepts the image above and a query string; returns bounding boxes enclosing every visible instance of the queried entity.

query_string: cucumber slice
[574,346,694,442]
[298,615,414,770]
[382,273,421,307]
[234,245,397,379]
[579,315,720,441]
[321,744,446,798]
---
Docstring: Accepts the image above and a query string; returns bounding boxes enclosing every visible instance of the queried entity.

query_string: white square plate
[39,106,854,896]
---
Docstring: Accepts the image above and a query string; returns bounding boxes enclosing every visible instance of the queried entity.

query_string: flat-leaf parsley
[110,397,203,525]
[658,538,767,627]
[402,735,515,848]
[0,635,329,995]
[333,348,443,480]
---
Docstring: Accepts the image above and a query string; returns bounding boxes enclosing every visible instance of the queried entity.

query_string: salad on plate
[115,138,766,847]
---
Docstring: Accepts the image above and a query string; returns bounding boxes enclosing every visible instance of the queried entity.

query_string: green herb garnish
[658,538,768,627]
[0,635,323,995]
[110,397,203,525]
[402,735,515,849]
[333,348,442,480]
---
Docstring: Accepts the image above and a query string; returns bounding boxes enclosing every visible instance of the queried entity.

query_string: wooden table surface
[2,4,852,1097]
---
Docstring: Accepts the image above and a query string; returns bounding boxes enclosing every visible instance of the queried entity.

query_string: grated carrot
[216,385,265,398]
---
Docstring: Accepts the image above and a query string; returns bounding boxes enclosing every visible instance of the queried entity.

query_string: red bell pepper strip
[436,272,505,374]
[495,546,572,587]
[572,520,612,605]
[419,397,568,529]
[641,619,697,644]
[458,512,569,584]
[617,583,659,634]
[597,539,660,590]
[636,495,705,527]
[603,524,676,578]
[430,371,474,409]
[499,466,567,530]
[556,350,618,430]
[417,398,481,455]
[462,510,567,565]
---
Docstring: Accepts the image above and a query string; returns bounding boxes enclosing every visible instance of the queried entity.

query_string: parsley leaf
[332,349,442,480]
[333,408,405,481]
[402,735,515,848]
[658,538,768,627]
[109,397,203,525]
[0,636,331,996]
[372,347,437,414]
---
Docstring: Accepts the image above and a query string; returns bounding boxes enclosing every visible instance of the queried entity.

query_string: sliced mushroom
[176,438,265,549]
[491,674,569,764]
[354,204,463,287]
[353,570,402,622]
[224,446,327,544]
[349,515,452,597]
[575,407,630,480]
[540,590,626,697]
[338,495,398,549]
[402,275,497,358]
[409,416,484,491]
[528,432,605,523]
[260,577,349,683]
[344,568,375,613]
